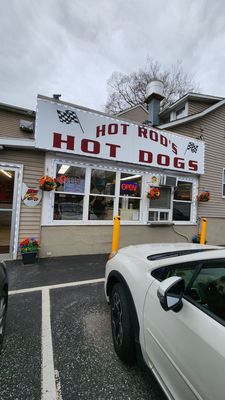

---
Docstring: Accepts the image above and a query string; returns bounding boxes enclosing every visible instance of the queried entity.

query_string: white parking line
[9,277,105,400]
[9,277,105,295]
[42,288,57,400]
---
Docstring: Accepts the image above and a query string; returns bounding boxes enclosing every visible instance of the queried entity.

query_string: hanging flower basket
[147,187,161,200]
[39,175,58,191]
[197,191,210,202]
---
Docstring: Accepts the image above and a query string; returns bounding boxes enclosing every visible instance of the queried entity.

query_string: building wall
[165,104,225,219]
[118,106,148,124]
[40,224,198,257]
[188,100,212,116]
[0,149,45,246]
[0,109,34,139]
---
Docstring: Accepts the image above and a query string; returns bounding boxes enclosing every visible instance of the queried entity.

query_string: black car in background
[0,261,8,353]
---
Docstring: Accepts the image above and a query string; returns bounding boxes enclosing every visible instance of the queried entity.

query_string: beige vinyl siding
[0,149,45,247]
[188,101,214,116]
[0,109,34,139]
[118,107,148,124]
[166,104,225,218]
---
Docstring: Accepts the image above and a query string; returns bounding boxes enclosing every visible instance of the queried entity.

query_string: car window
[187,264,225,323]
[164,264,197,288]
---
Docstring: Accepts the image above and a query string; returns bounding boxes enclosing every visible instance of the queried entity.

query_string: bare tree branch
[105,59,199,114]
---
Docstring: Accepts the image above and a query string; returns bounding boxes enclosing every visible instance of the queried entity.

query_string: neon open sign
[120,182,138,193]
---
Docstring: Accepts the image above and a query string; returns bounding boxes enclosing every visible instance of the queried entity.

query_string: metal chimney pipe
[145,80,164,126]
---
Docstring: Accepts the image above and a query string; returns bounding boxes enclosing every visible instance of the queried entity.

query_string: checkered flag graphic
[57,109,84,132]
[185,141,198,154]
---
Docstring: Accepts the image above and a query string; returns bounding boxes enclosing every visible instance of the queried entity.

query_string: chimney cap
[145,80,164,102]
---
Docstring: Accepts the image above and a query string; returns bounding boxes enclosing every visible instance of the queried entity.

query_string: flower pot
[21,252,37,265]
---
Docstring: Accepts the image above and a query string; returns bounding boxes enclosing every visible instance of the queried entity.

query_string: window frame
[148,177,197,224]
[173,180,193,222]
[42,157,198,226]
[54,164,87,221]
[49,160,145,225]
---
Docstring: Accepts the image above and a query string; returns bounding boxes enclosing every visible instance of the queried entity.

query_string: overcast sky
[1,0,225,112]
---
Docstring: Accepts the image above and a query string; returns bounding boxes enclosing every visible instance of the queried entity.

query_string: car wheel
[111,283,135,363]
[0,287,8,353]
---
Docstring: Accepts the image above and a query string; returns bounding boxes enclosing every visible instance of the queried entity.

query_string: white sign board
[35,97,204,174]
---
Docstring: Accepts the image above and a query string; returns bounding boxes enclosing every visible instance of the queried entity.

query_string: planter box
[21,252,37,265]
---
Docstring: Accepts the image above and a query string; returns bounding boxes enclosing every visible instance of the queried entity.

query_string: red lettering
[108,124,118,135]
[121,183,137,192]
[189,160,198,171]
[105,143,121,158]
[81,139,100,154]
[138,126,148,138]
[53,132,75,150]
[59,175,67,184]
[139,150,153,163]
[96,125,106,138]
[121,124,129,135]
[160,135,168,147]
[172,143,178,155]
[150,130,158,142]
[157,154,170,166]
[174,157,185,169]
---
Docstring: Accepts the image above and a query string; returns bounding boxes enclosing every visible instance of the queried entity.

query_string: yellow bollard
[111,216,121,256]
[200,217,207,245]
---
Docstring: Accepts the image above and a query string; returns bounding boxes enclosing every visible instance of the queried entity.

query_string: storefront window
[88,196,114,220]
[54,194,84,220]
[56,164,85,193]
[89,169,115,220]
[174,182,192,201]
[173,202,191,221]
[149,187,171,209]
[119,173,142,221]
[54,164,86,220]
[90,169,116,195]
[51,161,196,225]
[173,181,193,221]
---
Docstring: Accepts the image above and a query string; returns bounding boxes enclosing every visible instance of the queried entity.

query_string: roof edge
[160,92,223,116]
[159,98,225,129]
[0,102,35,116]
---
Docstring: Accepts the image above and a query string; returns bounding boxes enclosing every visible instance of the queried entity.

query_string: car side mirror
[157,276,185,312]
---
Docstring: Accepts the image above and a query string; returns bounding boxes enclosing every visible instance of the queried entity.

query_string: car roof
[118,243,225,269]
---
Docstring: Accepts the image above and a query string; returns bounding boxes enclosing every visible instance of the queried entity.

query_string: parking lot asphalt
[0,255,167,400]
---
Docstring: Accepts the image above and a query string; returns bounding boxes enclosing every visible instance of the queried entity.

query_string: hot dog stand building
[0,93,205,259]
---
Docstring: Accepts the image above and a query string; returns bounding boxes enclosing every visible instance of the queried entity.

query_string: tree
[105,58,199,114]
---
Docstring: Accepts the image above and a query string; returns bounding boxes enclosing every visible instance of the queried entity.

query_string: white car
[105,243,225,400]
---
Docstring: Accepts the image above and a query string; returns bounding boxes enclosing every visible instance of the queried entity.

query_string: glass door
[0,168,17,257]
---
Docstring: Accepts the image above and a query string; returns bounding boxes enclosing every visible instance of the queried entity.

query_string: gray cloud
[1,0,225,111]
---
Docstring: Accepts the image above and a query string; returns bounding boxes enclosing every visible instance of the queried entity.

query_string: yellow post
[200,217,207,245]
[111,216,121,255]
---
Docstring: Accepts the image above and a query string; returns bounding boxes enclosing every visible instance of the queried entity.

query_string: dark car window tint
[187,265,225,323]
[164,265,197,288]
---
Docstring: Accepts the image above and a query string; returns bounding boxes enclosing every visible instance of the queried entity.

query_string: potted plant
[19,237,40,265]
[147,187,161,200]
[39,175,58,191]
[197,191,210,202]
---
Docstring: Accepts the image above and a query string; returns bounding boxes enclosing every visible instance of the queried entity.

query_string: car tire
[0,286,8,354]
[111,283,136,363]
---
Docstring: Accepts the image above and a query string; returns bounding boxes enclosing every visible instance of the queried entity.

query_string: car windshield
[147,249,217,261]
